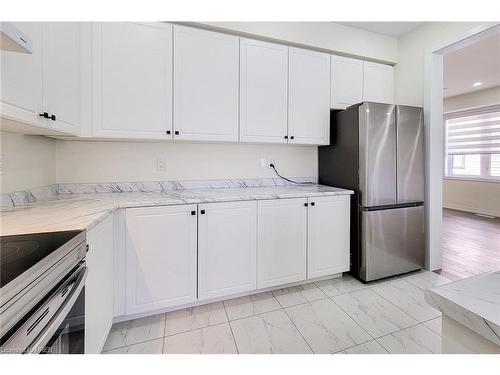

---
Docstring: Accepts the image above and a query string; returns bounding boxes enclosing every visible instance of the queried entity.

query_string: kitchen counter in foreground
[425,271,500,353]
[0,184,353,236]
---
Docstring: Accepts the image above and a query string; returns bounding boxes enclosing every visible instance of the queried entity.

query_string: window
[444,105,500,181]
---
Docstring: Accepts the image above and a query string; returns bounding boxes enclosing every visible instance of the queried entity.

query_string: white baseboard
[443,203,500,218]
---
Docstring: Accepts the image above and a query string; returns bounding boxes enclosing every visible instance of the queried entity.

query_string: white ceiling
[443,34,500,98]
[337,22,425,37]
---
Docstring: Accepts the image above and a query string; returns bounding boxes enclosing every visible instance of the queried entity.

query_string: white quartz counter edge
[424,272,500,346]
[0,185,353,236]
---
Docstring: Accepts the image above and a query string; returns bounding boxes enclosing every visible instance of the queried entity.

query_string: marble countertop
[425,271,500,346]
[0,184,353,236]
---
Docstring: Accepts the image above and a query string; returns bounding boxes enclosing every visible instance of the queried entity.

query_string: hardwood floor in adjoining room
[440,208,500,281]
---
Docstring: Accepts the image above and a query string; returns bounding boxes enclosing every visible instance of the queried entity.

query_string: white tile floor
[102,270,450,354]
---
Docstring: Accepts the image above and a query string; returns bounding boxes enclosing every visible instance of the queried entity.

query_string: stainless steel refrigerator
[319,102,425,282]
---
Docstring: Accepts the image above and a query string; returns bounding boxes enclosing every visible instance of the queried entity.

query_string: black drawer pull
[191,210,196,215]
[174,130,179,135]
[166,130,171,135]
[310,202,315,206]
[39,112,49,118]
[304,202,308,207]
[284,135,288,139]
[200,209,206,215]
[290,135,295,140]
[50,114,56,121]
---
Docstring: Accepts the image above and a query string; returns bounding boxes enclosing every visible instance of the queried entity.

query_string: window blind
[445,107,500,155]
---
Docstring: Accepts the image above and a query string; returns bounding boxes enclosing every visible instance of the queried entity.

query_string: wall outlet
[156,158,166,171]
[260,158,275,169]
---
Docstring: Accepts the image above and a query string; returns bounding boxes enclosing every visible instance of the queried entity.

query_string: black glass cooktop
[0,230,83,288]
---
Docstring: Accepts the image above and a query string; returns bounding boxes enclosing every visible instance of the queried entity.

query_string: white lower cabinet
[124,205,197,315]
[116,195,350,318]
[257,198,308,288]
[85,214,114,354]
[307,196,351,279]
[198,201,257,300]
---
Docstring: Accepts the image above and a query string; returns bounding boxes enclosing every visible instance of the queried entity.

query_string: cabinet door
[198,201,257,300]
[85,214,114,353]
[42,23,81,135]
[240,38,288,143]
[307,196,350,279]
[331,55,363,109]
[173,25,239,142]
[288,48,330,145]
[92,22,173,139]
[0,22,43,127]
[125,205,197,315]
[257,198,307,288]
[363,62,394,104]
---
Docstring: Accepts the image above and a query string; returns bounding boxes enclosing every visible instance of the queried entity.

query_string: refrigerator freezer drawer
[360,205,424,282]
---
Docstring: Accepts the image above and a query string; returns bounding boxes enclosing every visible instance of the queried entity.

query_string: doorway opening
[429,27,500,280]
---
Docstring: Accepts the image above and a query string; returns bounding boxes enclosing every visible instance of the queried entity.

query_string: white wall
[443,180,500,217]
[395,22,495,107]
[444,86,500,112]
[0,131,56,193]
[196,22,398,63]
[442,86,500,217]
[55,141,317,183]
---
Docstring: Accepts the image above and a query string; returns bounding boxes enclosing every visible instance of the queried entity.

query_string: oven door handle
[27,266,87,353]
[1,265,87,354]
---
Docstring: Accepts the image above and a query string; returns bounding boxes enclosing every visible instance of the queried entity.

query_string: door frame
[423,23,500,271]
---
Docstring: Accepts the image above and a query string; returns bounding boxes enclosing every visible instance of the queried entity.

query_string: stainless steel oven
[0,230,87,354]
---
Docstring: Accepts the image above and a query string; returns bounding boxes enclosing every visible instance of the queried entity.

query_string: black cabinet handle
[166,130,171,135]
[304,202,308,207]
[200,209,206,215]
[174,130,179,135]
[310,202,315,206]
[38,112,56,121]
[290,136,295,140]
[191,210,196,216]
[284,135,288,139]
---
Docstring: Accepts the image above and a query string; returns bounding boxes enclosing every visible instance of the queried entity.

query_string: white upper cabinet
[92,22,173,139]
[1,22,82,135]
[173,25,239,142]
[307,196,350,279]
[1,22,43,127]
[257,198,307,288]
[288,47,330,145]
[42,23,81,134]
[363,61,394,104]
[239,38,288,143]
[330,55,363,109]
[125,205,197,315]
[198,201,257,300]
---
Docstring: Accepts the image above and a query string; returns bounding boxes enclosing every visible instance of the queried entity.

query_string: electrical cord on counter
[269,163,315,185]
